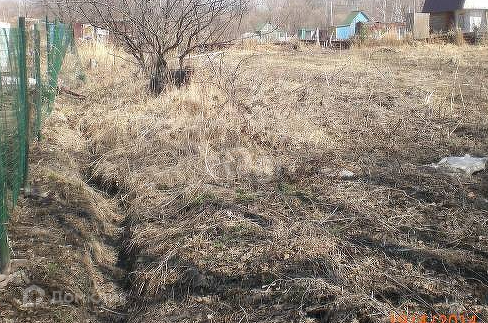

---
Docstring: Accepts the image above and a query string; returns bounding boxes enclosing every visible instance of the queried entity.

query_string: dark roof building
[423,0,465,13]
[422,0,488,32]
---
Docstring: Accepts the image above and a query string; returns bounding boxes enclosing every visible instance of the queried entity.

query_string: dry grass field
[1,43,488,323]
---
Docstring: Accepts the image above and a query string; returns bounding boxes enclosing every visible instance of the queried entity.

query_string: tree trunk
[148,53,168,94]
[178,56,184,72]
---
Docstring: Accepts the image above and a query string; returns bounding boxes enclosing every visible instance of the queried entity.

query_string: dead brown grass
[0,80,127,321]
[6,42,488,322]
[65,43,488,322]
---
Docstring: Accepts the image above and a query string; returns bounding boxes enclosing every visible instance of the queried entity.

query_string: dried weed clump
[55,43,488,322]
[446,29,467,46]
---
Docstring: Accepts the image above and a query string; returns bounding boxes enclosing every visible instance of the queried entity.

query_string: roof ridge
[341,10,369,25]
[422,0,466,13]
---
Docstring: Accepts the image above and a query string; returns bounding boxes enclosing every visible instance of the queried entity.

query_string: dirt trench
[81,168,138,323]
[0,108,137,323]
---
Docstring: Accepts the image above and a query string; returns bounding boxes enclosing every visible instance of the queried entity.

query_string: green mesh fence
[0,17,81,271]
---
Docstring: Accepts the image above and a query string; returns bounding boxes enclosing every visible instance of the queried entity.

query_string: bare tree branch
[43,0,248,93]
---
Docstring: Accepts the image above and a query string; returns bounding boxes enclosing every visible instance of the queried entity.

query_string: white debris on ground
[338,170,355,179]
[1,76,37,87]
[430,154,488,176]
[0,259,29,289]
[320,168,356,179]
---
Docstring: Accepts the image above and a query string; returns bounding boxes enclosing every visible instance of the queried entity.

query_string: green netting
[46,21,74,114]
[0,18,82,271]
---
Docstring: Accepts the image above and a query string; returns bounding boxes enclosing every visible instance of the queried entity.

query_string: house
[0,22,10,71]
[297,28,317,41]
[297,28,331,45]
[73,23,110,42]
[254,22,288,43]
[422,0,488,33]
[335,10,370,40]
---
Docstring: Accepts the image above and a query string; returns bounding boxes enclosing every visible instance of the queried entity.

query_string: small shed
[255,22,288,43]
[335,11,370,40]
[297,28,332,46]
[406,13,430,39]
[423,0,488,33]
[297,28,316,41]
[73,22,110,43]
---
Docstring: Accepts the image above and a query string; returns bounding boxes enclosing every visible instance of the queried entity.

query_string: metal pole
[18,17,30,191]
[0,223,9,274]
[34,24,42,141]
[330,2,333,26]
[46,16,51,88]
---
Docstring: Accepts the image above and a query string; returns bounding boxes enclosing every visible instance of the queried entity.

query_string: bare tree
[46,0,248,93]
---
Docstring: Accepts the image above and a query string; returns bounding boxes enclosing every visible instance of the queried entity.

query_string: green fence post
[18,17,30,192]
[45,16,52,111]
[34,24,42,141]
[0,28,8,274]
[46,16,51,73]
[0,223,9,274]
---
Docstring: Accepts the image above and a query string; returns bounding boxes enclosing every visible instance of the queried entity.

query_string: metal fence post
[0,224,9,274]
[46,16,51,77]
[45,16,53,110]
[0,27,7,274]
[18,17,30,191]
[34,24,42,141]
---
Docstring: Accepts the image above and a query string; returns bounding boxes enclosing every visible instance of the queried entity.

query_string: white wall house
[255,22,289,43]
[455,8,488,32]
[0,23,10,71]
[423,0,488,33]
[242,23,289,44]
